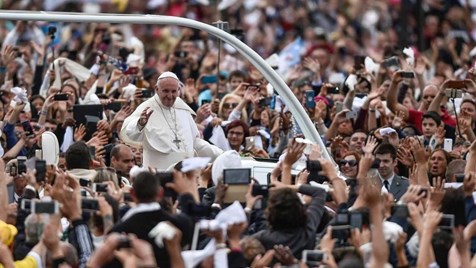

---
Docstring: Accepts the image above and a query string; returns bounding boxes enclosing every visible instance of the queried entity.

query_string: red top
[407,109,456,133]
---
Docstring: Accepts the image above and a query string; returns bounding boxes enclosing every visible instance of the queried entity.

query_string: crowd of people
[0,0,476,268]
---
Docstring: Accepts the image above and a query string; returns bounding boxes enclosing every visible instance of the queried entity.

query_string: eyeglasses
[223,103,238,109]
[228,131,244,136]
[339,159,358,167]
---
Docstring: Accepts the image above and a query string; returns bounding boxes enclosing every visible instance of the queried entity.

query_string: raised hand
[463,172,476,197]
[195,103,211,124]
[410,137,428,164]
[1,45,16,66]
[115,105,133,122]
[434,126,446,146]
[138,107,153,128]
[282,139,306,167]
[362,135,378,155]
[397,147,414,167]
[302,57,320,73]
[392,110,406,129]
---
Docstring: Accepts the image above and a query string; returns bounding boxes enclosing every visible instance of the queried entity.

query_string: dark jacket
[107,205,193,268]
[387,175,409,201]
[251,185,326,259]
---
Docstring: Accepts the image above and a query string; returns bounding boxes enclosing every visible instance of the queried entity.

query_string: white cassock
[120,95,223,170]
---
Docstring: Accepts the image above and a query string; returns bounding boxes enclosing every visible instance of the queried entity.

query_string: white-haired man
[121,72,223,170]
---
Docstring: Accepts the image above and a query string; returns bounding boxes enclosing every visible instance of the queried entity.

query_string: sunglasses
[339,159,358,167]
[223,103,238,109]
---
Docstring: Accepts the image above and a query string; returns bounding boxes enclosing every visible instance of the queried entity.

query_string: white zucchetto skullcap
[158,71,179,81]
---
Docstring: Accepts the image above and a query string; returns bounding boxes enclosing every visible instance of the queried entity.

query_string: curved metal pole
[0,10,337,167]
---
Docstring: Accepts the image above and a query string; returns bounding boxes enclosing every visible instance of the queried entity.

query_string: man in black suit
[374,143,409,201]
[107,171,193,268]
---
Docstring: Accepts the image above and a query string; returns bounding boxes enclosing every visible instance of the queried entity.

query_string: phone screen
[305,90,315,109]
[223,168,251,185]
[53,93,69,101]
[35,160,46,182]
[21,121,35,137]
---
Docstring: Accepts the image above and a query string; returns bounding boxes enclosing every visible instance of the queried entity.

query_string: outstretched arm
[387,71,409,119]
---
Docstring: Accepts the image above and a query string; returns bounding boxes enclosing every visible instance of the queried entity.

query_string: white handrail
[0,10,338,168]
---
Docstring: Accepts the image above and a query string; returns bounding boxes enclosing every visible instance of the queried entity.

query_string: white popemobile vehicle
[0,10,340,183]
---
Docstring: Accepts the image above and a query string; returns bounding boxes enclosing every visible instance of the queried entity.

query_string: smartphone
[382,56,399,68]
[21,121,35,137]
[443,138,453,152]
[447,80,466,89]
[9,164,17,177]
[391,204,409,218]
[327,86,339,94]
[79,178,91,187]
[445,88,463,98]
[53,93,69,101]
[245,137,255,151]
[117,236,132,249]
[331,225,351,246]
[438,214,455,230]
[202,75,217,84]
[302,250,326,266]
[31,200,59,214]
[20,199,31,211]
[81,198,99,211]
[349,211,364,230]
[174,51,189,58]
[335,102,344,113]
[455,173,465,183]
[223,169,251,185]
[258,97,272,108]
[141,89,154,98]
[335,212,349,225]
[124,66,139,75]
[35,160,46,183]
[304,90,315,109]
[346,111,357,119]
[223,169,251,204]
[400,71,415,78]
[17,156,27,175]
[200,99,211,106]
[251,184,269,198]
[354,55,366,70]
[105,102,122,112]
[92,183,108,193]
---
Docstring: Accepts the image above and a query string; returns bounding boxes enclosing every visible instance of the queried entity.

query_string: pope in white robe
[120,72,223,170]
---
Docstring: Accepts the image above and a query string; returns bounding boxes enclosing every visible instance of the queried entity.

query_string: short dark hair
[374,143,397,160]
[461,98,476,109]
[266,188,307,230]
[228,70,247,81]
[65,141,91,170]
[422,111,441,126]
[133,171,160,203]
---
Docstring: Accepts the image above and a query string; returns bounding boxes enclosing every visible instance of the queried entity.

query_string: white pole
[0,10,337,168]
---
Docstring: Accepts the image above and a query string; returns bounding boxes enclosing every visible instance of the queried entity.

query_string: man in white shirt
[120,72,223,170]
[374,143,409,201]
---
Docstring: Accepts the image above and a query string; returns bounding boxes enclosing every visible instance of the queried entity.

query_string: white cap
[158,71,179,81]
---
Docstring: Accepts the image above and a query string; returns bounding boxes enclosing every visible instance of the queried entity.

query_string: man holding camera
[120,71,222,170]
